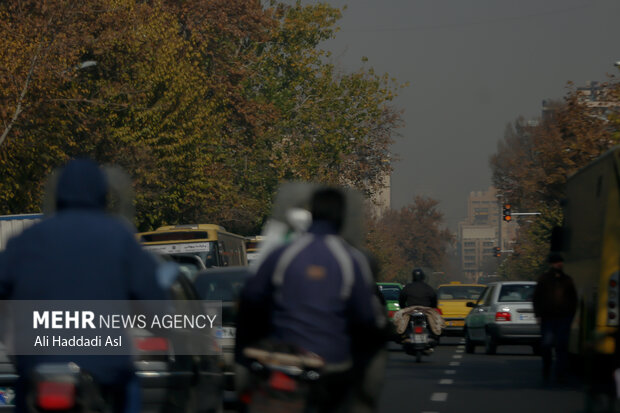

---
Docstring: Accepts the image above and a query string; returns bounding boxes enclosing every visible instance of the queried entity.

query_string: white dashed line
[453,355,463,359]
[457,345,465,349]
[431,392,448,402]
[439,378,454,385]
[449,361,461,366]
[445,369,456,375]
[456,349,464,353]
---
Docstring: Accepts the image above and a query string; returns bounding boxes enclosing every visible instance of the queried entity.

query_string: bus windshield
[143,241,219,267]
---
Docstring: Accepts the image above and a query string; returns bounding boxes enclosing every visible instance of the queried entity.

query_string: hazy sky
[310,0,620,230]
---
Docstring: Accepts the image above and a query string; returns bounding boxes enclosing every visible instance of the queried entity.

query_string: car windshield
[498,284,536,302]
[437,286,485,300]
[381,288,401,301]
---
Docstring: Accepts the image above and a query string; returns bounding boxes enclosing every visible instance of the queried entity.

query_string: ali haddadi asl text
[34,335,122,347]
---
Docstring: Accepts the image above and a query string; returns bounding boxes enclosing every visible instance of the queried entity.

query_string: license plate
[519,314,534,321]
[413,334,428,343]
[215,327,236,339]
[448,320,465,327]
[0,387,15,406]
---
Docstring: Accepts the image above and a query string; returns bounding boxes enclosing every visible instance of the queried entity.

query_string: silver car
[464,281,541,354]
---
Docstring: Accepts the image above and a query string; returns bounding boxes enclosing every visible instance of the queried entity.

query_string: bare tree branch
[0,44,40,148]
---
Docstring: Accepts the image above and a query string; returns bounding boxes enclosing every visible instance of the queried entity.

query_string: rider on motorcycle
[397,268,441,348]
[237,187,386,412]
[399,268,438,309]
[0,159,169,413]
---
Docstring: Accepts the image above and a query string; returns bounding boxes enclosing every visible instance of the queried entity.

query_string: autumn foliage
[490,80,619,279]
[0,0,403,233]
[366,196,453,284]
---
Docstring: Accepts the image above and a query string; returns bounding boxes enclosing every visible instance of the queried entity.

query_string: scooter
[240,346,324,413]
[26,363,110,413]
[402,310,437,362]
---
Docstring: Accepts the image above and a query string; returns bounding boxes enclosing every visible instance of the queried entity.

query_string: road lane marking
[431,392,448,402]
[445,369,456,374]
[453,355,463,359]
[449,361,460,366]
[457,345,465,349]
[439,379,454,385]
[456,349,464,353]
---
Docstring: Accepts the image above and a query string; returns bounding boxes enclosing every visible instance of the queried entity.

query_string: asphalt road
[379,337,588,413]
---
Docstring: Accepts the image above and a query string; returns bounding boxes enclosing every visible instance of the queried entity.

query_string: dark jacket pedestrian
[533,258,578,319]
[399,268,438,309]
[532,253,578,381]
[0,159,168,412]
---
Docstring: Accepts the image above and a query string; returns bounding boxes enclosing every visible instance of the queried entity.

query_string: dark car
[193,267,253,406]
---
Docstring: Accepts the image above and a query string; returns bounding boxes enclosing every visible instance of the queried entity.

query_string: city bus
[559,146,619,374]
[137,224,248,268]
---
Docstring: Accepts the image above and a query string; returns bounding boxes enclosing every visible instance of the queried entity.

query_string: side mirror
[466,302,476,308]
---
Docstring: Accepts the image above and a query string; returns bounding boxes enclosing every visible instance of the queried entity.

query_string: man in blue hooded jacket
[0,159,168,412]
[237,187,386,411]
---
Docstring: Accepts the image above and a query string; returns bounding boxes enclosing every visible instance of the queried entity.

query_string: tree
[0,0,405,236]
[490,78,618,279]
[366,196,453,284]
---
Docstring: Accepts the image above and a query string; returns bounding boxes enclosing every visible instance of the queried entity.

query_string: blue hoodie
[0,159,167,400]
[239,221,385,364]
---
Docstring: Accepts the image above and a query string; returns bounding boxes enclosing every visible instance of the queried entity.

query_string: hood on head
[55,158,108,211]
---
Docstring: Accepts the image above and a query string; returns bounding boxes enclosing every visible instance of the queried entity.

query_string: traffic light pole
[498,201,502,254]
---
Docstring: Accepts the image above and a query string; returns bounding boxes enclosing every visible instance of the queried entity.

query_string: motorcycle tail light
[134,337,169,352]
[414,326,424,334]
[37,381,75,410]
[269,371,297,392]
[435,308,443,315]
[495,311,511,322]
[388,310,397,318]
[240,392,252,405]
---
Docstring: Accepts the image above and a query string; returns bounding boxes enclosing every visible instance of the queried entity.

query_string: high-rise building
[371,173,391,218]
[457,186,518,281]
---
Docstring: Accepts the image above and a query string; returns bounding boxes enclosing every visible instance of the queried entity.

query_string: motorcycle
[240,345,324,413]
[401,310,438,362]
[26,363,111,413]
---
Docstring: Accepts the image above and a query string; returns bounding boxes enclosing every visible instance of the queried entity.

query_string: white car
[464,281,541,354]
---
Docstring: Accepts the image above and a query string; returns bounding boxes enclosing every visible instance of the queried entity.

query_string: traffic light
[494,247,501,257]
[503,204,512,222]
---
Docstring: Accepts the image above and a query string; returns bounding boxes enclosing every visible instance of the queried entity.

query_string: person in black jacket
[399,268,438,309]
[533,253,578,382]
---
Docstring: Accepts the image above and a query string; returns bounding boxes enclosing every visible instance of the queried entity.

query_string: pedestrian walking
[533,253,578,382]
